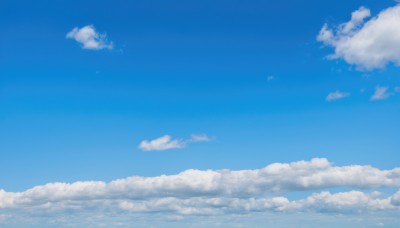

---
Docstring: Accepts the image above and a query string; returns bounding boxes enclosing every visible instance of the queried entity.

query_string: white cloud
[139,134,212,151]
[371,86,391,101]
[66,25,113,50]
[395,86,400,93]
[1,158,400,213]
[299,190,395,213]
[139,135,185,151]
[318,5,400,70]
[116,190,397,215]
[2,191,397,218]
[1,158,400,225]
[326,91,350,101]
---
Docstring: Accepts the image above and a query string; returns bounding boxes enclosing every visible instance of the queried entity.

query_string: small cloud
[66,25,113,50]
[139,134,212,151]
[395,86,400,93]
[190,134,212,142]
[326,91,350,101]
[371,86,391,101]
[139,135,185,151]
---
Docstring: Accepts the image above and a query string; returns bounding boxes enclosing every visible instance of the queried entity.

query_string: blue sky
[1,0,400,227]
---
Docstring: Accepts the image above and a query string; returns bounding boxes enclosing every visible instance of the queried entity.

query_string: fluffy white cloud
[1,158,400,226]
[299,190,395,213]
[326,91,350,101]
[318,5,400,70]
[139,135,185,151]
[2,190,397,217]
[139,134,212,151]
[116,190,397,215]
[1,158,400,215]
[371,86,391,101]
[66,25,113,50]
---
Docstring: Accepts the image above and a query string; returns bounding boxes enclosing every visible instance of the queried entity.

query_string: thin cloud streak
[139,134,213,151]
[326,91,350,101]
[371,86,391,101]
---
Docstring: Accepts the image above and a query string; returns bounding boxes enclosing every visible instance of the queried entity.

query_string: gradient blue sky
[1,0,400,226]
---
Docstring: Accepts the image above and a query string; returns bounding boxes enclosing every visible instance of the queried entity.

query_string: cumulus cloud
[317,5,400,70]
[1,158,400,225]
[116,190,398,215]
[1,158,400,217]
[139,134,212,151]
[326,91,350,101]
[66,25,113,50]
[371,86,391,101]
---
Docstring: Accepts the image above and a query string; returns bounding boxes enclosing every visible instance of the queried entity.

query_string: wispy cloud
[317,5,400,70]
[326,91,350,101]
[139,134,212,151]
[0,158,399,222]
[371,86,391,101]
[190,134,212,142]
[139,135,185,151]
[66,25,113,50]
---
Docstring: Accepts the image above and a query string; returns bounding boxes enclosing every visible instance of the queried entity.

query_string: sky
[0,0,400,227]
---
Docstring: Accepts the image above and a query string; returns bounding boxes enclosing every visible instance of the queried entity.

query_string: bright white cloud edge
[1,158,399,220]
[317,5,400,70]
[66,25,113,50]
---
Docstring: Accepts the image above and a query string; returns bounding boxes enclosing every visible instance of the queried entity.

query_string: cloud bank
[1,158,399,220]
[66,25,113,50]
[317,5,400,70]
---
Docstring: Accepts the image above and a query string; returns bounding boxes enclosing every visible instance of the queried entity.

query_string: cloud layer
[1,158,399,220]
[318,5,400,70]
[66,25,113,50]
